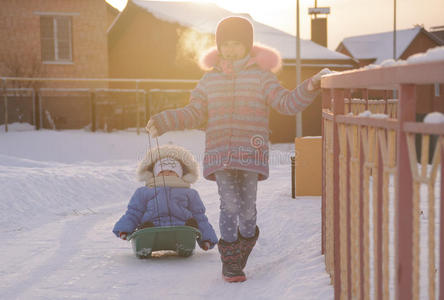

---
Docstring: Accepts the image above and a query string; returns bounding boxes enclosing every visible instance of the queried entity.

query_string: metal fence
[0,77,197,133]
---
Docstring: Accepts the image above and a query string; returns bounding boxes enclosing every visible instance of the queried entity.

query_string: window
[40,16,72,62]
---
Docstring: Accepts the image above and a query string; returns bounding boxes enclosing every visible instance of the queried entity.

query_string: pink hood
[199,44,282,74]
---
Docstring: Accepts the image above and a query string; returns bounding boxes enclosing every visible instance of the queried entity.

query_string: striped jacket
[152,44,319,181]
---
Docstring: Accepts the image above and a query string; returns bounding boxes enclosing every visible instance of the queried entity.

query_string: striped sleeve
[262,72,320,115]
[151,77,208,135]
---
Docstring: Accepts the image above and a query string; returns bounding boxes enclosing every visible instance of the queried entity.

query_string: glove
[200,241,211,251]
[145,119,159,138]
[119,232,128,240]
[308,68,333,90]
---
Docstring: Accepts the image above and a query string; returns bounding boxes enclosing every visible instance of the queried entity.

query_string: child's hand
[308,68,333,90]
[119,232,128,240]
[146,119,159,138]
[200,241,211,251]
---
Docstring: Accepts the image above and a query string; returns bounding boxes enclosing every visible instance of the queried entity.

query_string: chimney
[308,5,330,47]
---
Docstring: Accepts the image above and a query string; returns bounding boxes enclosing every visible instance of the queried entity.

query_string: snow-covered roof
[340,27,423,64]
[129,0,350,61]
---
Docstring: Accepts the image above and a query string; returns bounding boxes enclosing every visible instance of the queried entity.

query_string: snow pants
[215,169,258,243]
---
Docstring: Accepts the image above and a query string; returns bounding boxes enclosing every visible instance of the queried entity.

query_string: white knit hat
[153,157,183,177]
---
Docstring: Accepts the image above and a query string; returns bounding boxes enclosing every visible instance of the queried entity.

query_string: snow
[424,112,444,124]
[128,0,350,61]
[407,46,444,64]
[0,127,332,299]
[341,27,422,64]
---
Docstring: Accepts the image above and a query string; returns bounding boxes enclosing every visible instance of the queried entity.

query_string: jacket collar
[199,44,282,74]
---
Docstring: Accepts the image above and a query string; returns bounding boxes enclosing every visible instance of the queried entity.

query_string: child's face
[157,170,179,177]
[220,40,247,61]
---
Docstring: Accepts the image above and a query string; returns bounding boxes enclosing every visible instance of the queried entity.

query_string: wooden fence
[321,60,444,300]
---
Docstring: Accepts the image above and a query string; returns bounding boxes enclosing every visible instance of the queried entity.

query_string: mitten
[308,68,333,90]
[119,232,128,240]
[145,119,159,138]
[200,241,211,251]
[185,218,198,229]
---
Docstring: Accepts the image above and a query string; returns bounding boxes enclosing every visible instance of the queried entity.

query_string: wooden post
[440,142,444,300]
[359,138,365,300]
[333,88,345,299]
[346,134,352,299]
[363,89,369,111]
[136,81,140,135]
[322,88,330,254]
[396,84,416,300]
[322,88,331,110]
[376,140,384,300]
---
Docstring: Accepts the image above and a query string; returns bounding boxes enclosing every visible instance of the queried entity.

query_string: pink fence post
[440,144,444,300]
[363,89,369,111]
[384,90,389,115]
[377,139,384,300]
[359,139,365,300]
[333,88,345,299]
[322,88,330,255]
[433,84,444,112]
[346,120,352,299]
[396,83,416,300]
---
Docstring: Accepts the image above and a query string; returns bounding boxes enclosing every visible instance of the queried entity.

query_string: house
[108,0,356,141]
[336,26,444,116]
[0,0,112,129]
[336,26,443,67]
[0,0,110,81]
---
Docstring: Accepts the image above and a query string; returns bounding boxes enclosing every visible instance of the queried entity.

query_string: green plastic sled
[127,226,201,258]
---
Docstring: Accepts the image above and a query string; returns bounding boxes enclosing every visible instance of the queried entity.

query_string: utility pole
[295,0,302,137]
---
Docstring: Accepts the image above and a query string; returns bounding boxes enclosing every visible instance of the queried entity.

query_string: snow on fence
[321,57,444,300]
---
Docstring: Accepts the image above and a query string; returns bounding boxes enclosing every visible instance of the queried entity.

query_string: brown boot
[217,239,246,282]
[239,226,259,269]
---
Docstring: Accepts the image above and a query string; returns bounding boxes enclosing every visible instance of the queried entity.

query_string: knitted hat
[216,16,253,53]
[153,157,183,177]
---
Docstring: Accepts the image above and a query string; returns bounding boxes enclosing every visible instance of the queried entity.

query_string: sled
[127,226,201,258]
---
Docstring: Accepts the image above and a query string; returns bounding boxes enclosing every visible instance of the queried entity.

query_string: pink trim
[199,44,282,73]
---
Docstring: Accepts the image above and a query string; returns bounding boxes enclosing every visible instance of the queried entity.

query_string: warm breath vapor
[176,28,214,66]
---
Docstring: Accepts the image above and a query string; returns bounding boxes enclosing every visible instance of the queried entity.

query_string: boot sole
[223,275,246,282]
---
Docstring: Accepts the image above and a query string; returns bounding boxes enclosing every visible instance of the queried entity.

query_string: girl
[146,16,329,282]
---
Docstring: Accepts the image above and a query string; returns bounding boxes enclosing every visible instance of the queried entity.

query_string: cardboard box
[294,136,322,196]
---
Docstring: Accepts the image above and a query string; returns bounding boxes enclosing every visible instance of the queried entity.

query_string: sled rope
[147,133,161,223]
[147,134,173,226]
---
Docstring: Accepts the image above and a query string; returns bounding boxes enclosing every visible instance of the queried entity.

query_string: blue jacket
[113,186,218,248]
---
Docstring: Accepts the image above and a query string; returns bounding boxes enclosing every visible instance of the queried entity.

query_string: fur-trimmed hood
[199,44,282,73]
[137,145,199,185]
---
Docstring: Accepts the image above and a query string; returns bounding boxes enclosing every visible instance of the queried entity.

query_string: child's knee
[220,201,240,215]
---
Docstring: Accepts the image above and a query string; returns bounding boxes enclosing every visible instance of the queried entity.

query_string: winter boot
[217,239,246,282]
[239,226,259,269]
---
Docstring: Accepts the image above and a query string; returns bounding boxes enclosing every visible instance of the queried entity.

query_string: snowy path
[0,128,333,299]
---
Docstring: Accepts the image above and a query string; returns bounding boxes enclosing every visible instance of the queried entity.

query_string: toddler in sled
[113,145,218,251]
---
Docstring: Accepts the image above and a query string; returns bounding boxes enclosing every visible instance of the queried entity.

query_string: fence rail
[0,76,196,133]
[321,60,444,300]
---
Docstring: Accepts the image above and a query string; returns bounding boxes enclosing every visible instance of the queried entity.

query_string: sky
[106,0,444,51]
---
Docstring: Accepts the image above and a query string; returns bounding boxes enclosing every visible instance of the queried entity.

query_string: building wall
[108,4,207,90]
[0,0,109,81]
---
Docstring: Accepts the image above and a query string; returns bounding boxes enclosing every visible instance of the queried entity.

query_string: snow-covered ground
[0,124,332,300]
